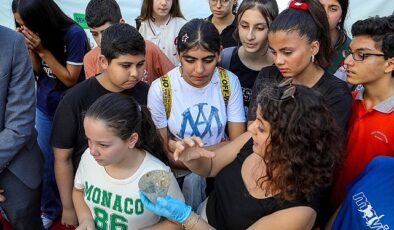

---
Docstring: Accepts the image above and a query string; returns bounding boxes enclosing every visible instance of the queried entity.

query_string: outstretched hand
[139,191,191,224]
[173,136,215,162]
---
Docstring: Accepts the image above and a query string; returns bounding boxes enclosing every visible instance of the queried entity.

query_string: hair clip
[289,0,309,11]
[280,85,296,100]
[182,33,189,43]
[278,78,293,87]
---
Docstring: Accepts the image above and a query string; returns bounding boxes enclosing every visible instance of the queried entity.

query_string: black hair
[256,83,342,201]
[85,0,122,28]
[352,15,394,77]
[176,19,221,54]
[332,0,349,50]
[351,15,394,58]
[85,93,169,165]
[101,23,145,63]
[233,0,279,42]
[12,0,80,65]
[270,0,331,68]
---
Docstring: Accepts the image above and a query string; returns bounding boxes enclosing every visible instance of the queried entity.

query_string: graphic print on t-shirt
[177,103,223,140]
[84,181,144,229]
[352,192,389,229]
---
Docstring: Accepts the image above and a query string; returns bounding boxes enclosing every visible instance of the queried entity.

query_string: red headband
[289,0,309,11]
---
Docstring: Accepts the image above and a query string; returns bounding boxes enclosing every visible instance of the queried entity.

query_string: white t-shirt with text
[74,149,184,230]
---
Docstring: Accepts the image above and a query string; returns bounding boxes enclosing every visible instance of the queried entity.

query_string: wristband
[182,212,201,230]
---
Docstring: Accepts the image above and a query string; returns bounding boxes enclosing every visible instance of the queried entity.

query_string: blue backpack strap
[219,46,236,70]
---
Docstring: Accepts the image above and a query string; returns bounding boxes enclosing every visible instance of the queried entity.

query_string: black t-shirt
[229,49,260,116]
[206,139,320,230]
[207,15,238,48]
[248,66,352,131]
[50,77,149,171]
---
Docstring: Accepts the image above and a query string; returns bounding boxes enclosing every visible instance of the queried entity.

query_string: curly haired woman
[140,81,343,230]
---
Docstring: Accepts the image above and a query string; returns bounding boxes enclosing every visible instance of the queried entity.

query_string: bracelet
[182,212,201,230]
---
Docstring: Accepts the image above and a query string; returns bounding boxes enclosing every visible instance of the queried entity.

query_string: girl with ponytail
[248,0,352,131]
[72,93,184,230]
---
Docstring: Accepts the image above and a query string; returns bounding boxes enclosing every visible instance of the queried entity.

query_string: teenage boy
[331,15,394,210]
[83,0,174,84]
[51,23,149,227]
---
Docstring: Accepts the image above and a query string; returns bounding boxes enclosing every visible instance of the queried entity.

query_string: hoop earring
[311,55,315,63]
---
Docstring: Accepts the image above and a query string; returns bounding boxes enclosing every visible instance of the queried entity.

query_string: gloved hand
[139,191,192,223]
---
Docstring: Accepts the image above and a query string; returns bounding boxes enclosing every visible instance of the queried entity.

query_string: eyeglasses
[342,49,385,61]
[209,0,231,6]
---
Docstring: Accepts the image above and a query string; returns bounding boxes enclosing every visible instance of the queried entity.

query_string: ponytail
[138,106,169,164]
[270,0,331,68]
[85,93,169,165]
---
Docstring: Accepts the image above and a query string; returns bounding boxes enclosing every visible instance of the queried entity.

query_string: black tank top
[206,139,320,230]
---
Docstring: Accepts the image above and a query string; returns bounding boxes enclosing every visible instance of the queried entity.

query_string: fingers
[156,196,169,207]
[188,136,204,147]
[173,136,204,161]
[139,191,154,208]
[198,149,216,159]
[20,27,40,50]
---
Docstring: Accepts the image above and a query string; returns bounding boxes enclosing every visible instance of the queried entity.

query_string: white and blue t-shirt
[148,66,245,146]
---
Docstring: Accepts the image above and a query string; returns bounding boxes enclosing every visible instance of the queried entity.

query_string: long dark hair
[270,0,331,68]
[12,0,79,64]
[332,0,349,50]
[138,0,184,21]
[233,0,279,42]
[256,84,342,201]
[85,93,169,165]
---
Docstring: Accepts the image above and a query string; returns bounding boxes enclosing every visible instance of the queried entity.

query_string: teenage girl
[137,0,187,65]
[248,0,351,225]
[220,0,278,116]
[248,0,351,131]
[319,0,351,78]
[73,93,183,230]
[148,19,246,209]
[207,0,238,48]
[12,0,89,227]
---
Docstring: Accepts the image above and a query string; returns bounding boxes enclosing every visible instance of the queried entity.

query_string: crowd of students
[0,0,393,229]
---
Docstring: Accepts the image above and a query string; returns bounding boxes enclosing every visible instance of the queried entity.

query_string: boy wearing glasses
[207,0,238,48]
[331,15,394,210]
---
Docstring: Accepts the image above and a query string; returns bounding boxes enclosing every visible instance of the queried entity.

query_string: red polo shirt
[332,89,394,209]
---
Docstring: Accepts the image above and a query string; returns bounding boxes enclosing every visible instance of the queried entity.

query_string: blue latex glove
[139,191,192,223]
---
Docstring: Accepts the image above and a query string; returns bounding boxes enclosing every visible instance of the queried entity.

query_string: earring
[311,55,315,63]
